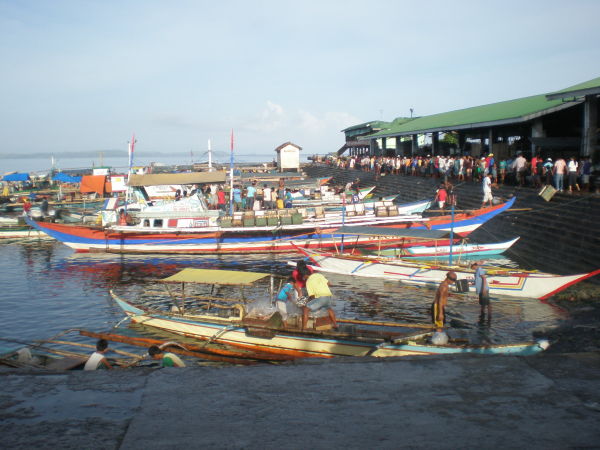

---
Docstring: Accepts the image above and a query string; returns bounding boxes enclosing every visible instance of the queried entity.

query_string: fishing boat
[390,237,520,258]
[295,243,600,300]
[0,330,141,370]
[110,268,549,358]
[24,196,510,254]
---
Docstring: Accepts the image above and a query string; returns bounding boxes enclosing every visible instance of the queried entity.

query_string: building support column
[531,118,545,157]
[431,132,439,156]
[583,95,598,157]
[412,134,418,156]
[458,132,466,154]
[488,129,494,156]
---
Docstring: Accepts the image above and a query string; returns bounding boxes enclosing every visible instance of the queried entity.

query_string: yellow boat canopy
[128,172,226,186]
[161,268,271,286]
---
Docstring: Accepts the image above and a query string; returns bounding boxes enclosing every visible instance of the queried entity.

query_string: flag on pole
[128,133,136,174]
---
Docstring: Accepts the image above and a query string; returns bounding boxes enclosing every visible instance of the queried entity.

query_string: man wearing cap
[471,262,491,319]
[431,271,457,331]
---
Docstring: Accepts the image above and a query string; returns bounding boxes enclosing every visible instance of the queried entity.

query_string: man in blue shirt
[471,262,491,319]
[232,185,242,211]
[246,182,256,210]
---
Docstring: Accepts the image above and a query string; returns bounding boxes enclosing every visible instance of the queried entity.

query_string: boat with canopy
[110,268,549,358]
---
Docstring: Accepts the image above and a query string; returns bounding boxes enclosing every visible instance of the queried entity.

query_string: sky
[1,0,600,171]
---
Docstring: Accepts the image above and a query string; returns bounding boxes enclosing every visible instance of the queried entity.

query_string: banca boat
[110,268,549,358]
[296,241,600,300]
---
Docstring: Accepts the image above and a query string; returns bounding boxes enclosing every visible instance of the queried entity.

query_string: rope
[499,194,590,217]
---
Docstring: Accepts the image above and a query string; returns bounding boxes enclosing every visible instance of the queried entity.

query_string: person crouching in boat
[84,339,113,370]
[292,260,314,297]
[301,272,338,331]
[148,345,186,368]
[276,275,299,327]
[431,271,457,332]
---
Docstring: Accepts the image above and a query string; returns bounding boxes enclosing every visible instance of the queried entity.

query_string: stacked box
[267,217,279,226]
[291,213,303,224]
[279,215,292,225]
[387,206,399,216]
[376,207,388,217]
[243,218,255,227]
[220,217,233,227]
[255,217,267,226]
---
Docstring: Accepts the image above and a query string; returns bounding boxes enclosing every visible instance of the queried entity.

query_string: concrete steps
[304,163,600,277]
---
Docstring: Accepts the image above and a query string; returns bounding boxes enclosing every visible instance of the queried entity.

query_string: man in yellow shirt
[302,272,338,331]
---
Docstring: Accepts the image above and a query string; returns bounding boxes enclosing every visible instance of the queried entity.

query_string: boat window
[143,219,150,227]
[154,219,163,228]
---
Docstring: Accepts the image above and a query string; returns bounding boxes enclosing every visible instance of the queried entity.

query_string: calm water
[0,240,567,358]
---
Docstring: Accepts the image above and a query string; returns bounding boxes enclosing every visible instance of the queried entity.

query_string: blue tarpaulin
[2,173,30,182]
[52,173,82,183]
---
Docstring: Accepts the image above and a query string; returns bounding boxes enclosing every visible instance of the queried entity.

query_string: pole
[229,130,234,216]
[208,139,213,172]
[340,192,346,254]
[449,192,455,265]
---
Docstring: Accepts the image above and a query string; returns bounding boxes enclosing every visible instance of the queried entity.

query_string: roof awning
[333,226,450,240]
[161,268,271,285]
[128,172,226,186]
[2,172,30,182]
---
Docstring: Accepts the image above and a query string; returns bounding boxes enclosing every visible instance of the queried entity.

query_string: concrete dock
[2,353,600,449]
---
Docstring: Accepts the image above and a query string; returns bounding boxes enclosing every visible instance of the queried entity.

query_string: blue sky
[1,0,599,167]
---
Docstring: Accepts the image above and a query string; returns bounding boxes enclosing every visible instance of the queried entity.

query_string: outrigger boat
[380,237,520,259]
[110,268,549,358]
[24,196,512,254]
[295,233,600,300]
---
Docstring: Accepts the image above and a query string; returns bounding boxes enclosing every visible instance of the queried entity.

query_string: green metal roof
[547,76,600,95]
[546,76,600,100]
[342,120,390,132]
[360,77,600,139]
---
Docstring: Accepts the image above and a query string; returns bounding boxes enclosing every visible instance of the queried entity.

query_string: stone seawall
[304,164,600,278]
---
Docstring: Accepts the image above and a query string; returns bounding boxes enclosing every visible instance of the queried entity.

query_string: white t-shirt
[568,160,578,173]
[84,352,105,370]
[483,176,492,193]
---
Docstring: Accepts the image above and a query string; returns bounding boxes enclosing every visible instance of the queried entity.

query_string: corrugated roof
[161,268,271,285]
[128,172,226,186]
[360,77,600,139]
[341,121,390,132]
[274,142,302,152]
[547,76,600,95]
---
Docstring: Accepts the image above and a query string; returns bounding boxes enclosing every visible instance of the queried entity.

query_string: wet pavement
[2,352,600,449]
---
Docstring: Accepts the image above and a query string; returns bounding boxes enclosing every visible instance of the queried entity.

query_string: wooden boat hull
[111,292,548,358]
[0,225,53,240]
[403,237,520,258]
[298,247,600,300]
[24,200,513,254]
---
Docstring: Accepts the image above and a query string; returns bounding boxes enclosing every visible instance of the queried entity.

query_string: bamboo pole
[337,318,433,329]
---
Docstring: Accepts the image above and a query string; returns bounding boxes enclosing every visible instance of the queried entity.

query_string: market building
[341,77,600,160]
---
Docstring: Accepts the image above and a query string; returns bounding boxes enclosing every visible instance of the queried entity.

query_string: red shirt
[217,191,226,205]
[292,267,314,288]
[436,189,447,202]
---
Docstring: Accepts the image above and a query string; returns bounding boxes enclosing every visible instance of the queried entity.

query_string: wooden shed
[275,142,302,172]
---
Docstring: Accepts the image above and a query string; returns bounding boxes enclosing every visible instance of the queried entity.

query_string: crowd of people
[327,152,595,193]
[182,180,296,212]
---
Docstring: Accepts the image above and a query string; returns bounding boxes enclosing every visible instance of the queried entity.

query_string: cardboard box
[538,185,557,202]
